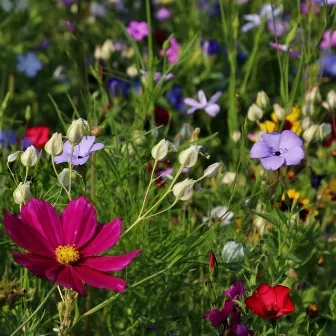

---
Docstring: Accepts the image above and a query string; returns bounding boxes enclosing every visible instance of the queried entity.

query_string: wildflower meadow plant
[1,1,336,335]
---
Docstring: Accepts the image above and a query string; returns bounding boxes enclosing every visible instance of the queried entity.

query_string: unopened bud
[326,90,336,109]
[101,39,115,60]
[13,182,32,204]
[25,105,31,122]
[221,241,246,264]
[67,119,89,145]
[232,130,241,143]
[44,133,63,156]
[203,162,222,177]
[7,151,21,163]
[273,104,285,120]
[58,168,80,188]
[302,117,313,131]
[179,145,201,168]
[127,65,138,78]
[222,172,236,184]
[306,304,319,319]
[302,124,319,143]
[21,146,38,167]
[151,139,170,161]
[305,86,321,105]
[172,178,195,201]
[303,103,314,116]
[319,123,332,140]
[180,124,193,140]
[133,130,146,146]
[247,104,263,121]
[209,250,217,272]
[256,91,269,109]
[191,127,200,141]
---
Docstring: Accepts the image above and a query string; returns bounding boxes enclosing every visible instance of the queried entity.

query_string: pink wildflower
[320,30,336,49]
[127,21,148,41]
[4,196,141,296]
[161,37,180,64]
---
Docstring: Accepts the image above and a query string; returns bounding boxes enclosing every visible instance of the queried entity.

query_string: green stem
[51,157,71,200]
[10,285,57,336]
[91,152,97,202]
[68,145,75,200]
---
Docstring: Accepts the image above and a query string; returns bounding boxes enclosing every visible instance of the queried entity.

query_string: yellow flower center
[55,245,80,265]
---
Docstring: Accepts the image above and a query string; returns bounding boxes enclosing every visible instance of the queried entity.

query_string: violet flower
[162,37,180,64]
[270,42,301,58]
[127,21,148,41]
[250,130,305,170]
[140,70,174,82]
[300,0,321,14]
[155,7,171,21]
[184,90,222,117]
[320,51,336,77]
[224,280,245,300]
[320,30,336,49]
[231,311,254,336]
[202,300,234,327]
[54,136,104,166]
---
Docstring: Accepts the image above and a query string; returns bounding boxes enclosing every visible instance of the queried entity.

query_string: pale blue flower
[16,52,43,78]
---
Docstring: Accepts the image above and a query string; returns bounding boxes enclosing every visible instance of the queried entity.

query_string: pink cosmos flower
[184,90,222,117]
[127,21,148,41]
[4,196,141,296]
[320,30,336,49]
[161,37,180,64]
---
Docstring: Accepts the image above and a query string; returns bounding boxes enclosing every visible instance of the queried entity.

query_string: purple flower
[300,0,321,14]
[166,86,185,111]
[184,90,222,117]
[320,51,336,77]
[320,30,336,49]
[127,21,148,41]
[54,136,104,166]
[155,7,171,21]
[231,312,254,336]
[140,70,174,82]
[224,280,245,300]
[161,37,180,64]
[202,300,234,327]
[267,18,288,37]
[200,40,220,56]
[270,42,301,58]
[250,131,305,170]
[0,130,16,147]
[61,0,75,6]
[16,52,43,78]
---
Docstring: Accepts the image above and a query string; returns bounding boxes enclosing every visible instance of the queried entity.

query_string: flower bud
[209,250,217,272]
[305,86,321,105]
[180,124,193,140]
[101,39,115,60]
[273,104,285,120]
[203,162,222,177]
[256,91,269,109]
[222,172,236,184]
[302,125,319,143]
[66,119,89,145]
[319,123,332,140]
[179,145,200,168]
[58,168,80,188]
[151,139,169,161]
[7,151,21,163]
[133,130,146,146]
[326,90,336,109]
[127,65,138,78]
[247,104,263,121]
[44,133,63,156]
[306,304,319,319]
[301,117,313,131]
[303,103,314,116]
[13,182,32,205]
[21,146,38,167]
[232,130,241,143]
[221,241,246,264]
[172,178,195,201]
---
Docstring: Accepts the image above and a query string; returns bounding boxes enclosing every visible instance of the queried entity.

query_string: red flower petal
[25,126,50,149]
[73,265,126,293]
[80,250,141,272]
[61,196,97,249]
[273,285,290,308]
[256,284,277,306]
[12,251,58,278]
[4,212,54,256]
[245,294,266,318]
[19,198,63,248]
[79,217,122,256]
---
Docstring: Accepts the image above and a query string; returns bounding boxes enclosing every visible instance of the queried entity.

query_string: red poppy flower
[25,126,50,149]
[4,196,141,296]
[245,284,295,319]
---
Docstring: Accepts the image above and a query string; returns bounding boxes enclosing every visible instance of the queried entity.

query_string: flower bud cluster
[247,91,270,121]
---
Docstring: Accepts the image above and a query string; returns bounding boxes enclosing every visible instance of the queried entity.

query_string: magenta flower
[4,197,141,296]
[320,30,336,49]
[127,21,148,41]
[54,136,104,166]
[224,280,245,299]
[231,311,254,336]
[300,0,321,14]
[155,7,171,21]
[203,300,234,327]
[184,90,222,117]
[161,37,180,64]
[270,42,301,58]
[250,130,305,170]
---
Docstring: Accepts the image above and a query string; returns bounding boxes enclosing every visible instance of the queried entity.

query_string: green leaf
[329,290,336,320]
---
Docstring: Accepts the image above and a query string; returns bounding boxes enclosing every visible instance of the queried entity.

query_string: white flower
[273,104,285,120]
[21,146,38,167]
[13,182,32,205]
[256,91,270,109]
[204,206,234,226]
[203,162,222,177]
[222,172,236,184]
[247,104,263,121]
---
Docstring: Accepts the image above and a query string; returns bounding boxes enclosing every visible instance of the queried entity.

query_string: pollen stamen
[55,245,80,265]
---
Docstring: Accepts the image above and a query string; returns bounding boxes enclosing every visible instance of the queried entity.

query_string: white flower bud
[301,117,313,131]
[319,123,332,140]
[302,103,314,116]
[13,182,32,205]
[101,39,115,60]
[221,241,246,264]
[256,91,269,109]
[305,86,321,104]
[222,172,236,184]
[302,125,319,143]
[66,119,89,145]
[44,133,63,156]
[127,65,138,78]
[326,90,336,109]
[172,179,195,201]
[58,168,80,188]
[273,104,285,121]
[21,146,38,167]
[7,151,21,163]
[178,145,201,168]
[247,104,263,121]
[232,130,241,143]
[151,139,170,161]
[133,130,146,146]
[203,162,222,177]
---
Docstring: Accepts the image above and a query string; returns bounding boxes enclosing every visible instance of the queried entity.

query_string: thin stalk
[68,145,75,200]
[91,152,97,202]
[51,157,71,200]
[10,285,57,336]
